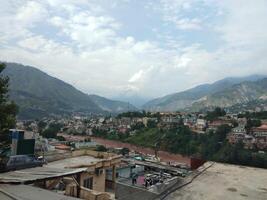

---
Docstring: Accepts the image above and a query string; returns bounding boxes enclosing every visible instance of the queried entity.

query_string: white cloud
[150,0,206,30]
[1,0,267,100]
[16,1,48,26]
[216,0,267,46]
[17,35,70,55]
[175,18,202,30]
[50,12,120,49]
[174,55,192,68]
[129,70,144,83]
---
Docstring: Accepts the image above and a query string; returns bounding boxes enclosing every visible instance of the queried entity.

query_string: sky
[1,0,267,102]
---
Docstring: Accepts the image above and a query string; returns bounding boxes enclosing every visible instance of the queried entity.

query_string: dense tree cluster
[246,118,261,132]
[0,63,18,146]
[40,123,63,139]
[117,111,161,119]
[205,107,226,121]
[238,111,267,119]
[92,128,130,141]
[95,145,107,152]
[93,123,267,168]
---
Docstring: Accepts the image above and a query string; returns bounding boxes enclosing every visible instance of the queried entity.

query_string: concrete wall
[106,166,132,180]
[132,165,145,174]
[79,187,110,200]
[45,151,72,162]
[93,170,106,192]
[80,171,106,192]
[152,177,179,194]
[115,182,157,200]
[65,183,78,197]
[44,150,118,163]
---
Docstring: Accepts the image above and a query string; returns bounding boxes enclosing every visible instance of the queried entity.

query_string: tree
[38,120,47,132]
[131,122,145,130]
[120,147,130,155]
[40,123,62,139]
[246,118,261,131]
[0,63,18,145]
[147,120,157,128]
[205,107,226,121]
[56,136,66,141]
[95,145,107,152]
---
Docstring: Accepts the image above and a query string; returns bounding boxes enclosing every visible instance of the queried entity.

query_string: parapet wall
[115,176,181,200]
[115,182,158,200]
[44,149,121,163]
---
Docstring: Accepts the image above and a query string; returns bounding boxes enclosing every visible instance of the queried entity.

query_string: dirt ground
[91,137,190,164]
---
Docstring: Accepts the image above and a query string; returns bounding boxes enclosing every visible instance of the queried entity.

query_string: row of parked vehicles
[0,154,46,172]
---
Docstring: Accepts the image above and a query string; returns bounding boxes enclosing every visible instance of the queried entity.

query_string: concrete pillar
[112,165,116,190]
[76,173,81,198]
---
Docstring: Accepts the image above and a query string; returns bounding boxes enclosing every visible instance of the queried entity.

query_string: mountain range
[143,75,267,112]
[2,62,267,118]
[2,62,136,119]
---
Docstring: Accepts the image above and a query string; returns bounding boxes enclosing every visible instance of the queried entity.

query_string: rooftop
[166,162,267,200]
[0,184,79,200]
[0,150,121,184]
[254,124,267,130]
[47,155,102,168]
[0,166,87,184]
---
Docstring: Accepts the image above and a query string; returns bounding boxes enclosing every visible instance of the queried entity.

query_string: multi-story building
[0,150,122,200]
[195,119,207,131]
[252,124,267,150]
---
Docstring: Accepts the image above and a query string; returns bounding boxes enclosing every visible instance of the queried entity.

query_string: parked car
[1,155,46,172]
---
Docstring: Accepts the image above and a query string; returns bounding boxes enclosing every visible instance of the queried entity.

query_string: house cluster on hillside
[228,121,267,150]
[17,111,267,152]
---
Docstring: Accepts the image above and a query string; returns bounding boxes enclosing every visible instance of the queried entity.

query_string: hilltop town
[15,109,267,158]
[0,108,266,200]
[1,1,267,199]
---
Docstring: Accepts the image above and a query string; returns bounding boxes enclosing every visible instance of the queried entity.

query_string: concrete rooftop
[166,162,267,200]
[47,155,102,168]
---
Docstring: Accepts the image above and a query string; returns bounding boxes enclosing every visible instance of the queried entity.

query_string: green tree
[246,118,261,131]
[95,145,107,152]
[206,107,226,121]
[147,120,157,128]
[131,122,145,130]
[38,120,47,132]
[120,147,130,155]
[0,63,18,145]
[40,123,62,139]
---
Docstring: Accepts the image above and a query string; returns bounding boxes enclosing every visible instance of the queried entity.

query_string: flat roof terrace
[47,155,102,169]
[0,150,122,184]
[166,162,267,200]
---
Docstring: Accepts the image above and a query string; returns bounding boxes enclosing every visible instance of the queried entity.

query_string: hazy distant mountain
[2,62,136,119]
[191,78,267,111]
[89,94,137,113]
[113,95,151,108]
[143,75,267,112]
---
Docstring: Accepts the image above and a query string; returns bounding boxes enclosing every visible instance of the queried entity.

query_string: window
[83,177,93,189]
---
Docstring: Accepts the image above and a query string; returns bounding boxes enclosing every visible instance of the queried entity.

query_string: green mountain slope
[143,75,267,112]
[89,94,137,113]
[2,62,136,119]
[191,78,267,111]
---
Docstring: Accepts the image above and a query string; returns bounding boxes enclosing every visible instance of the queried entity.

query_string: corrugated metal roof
[0,166,87,184]
[0,184,80,200]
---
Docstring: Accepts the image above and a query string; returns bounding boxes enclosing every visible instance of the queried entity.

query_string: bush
[95,145,107,152]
